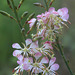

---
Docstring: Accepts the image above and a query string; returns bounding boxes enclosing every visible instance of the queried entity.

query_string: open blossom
[12,39,38,57]
[13,55,33,74]
[23,57,49,74]
[35,41,53,57]
[43,57,59,75]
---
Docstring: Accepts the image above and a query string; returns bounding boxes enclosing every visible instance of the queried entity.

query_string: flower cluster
[12,7,69,75]
[29,7,69,41]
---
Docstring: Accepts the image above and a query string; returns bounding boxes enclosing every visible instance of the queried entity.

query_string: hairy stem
[56,37,73,75]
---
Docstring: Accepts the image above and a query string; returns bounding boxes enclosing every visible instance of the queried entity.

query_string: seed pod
[33,3,44,7]
[7,0,12,9]
[21,11,28,19]
[0,10,10,17]
[27,13,35,21]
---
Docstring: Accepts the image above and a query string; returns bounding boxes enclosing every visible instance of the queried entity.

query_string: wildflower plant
[0,0,74,75]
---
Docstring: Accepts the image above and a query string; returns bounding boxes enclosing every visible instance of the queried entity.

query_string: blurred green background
[0,0,75,75]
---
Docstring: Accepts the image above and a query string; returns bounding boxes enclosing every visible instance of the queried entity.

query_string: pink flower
[28,18,36,28]
[23,57,49,74]
[43,57,59,75]
[32,57,49,74]
[57,7,69,21]
[12,39,38,57]
[14,55,33,74]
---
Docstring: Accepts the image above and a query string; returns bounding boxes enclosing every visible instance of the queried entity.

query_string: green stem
[11,0,26,40]
[56,37,73,75]
[11,0,22,30]
[44,0,48,11]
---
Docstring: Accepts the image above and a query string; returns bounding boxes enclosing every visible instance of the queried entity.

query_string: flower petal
[12,43,21,49]
[50,63,59,71]
[40,57,49,63]
[13,50,22,57]
[49,57,56,66]
[48,7,55,13]
[34,52,42,60]
[44,41,53,49]
[30,41,38,49]
[25,39,32,46]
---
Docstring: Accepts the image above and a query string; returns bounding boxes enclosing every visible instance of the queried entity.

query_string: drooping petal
[34,52,42,60]
[50,63,59,71]
[49,57,56,66]
[25,39,32,46]
[40,57,49,64]
[12,43,22,49]
[13,50,22,57]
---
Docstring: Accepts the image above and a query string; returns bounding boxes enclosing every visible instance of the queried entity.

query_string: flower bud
[21,11,28,19]
[0,10,10,17]
[18,0,24,8]
[7,0,12,9]
[33,3,44,7]
[27,13,35,21]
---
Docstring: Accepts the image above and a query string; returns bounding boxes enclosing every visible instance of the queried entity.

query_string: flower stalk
[56,37,73,75]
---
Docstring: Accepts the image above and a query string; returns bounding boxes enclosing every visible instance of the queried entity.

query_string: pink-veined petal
[34,52,42,60]
[49,57,56,66]
[61,14,69,21]
[25,39,32,46]
[13,50,22,57]
[28,18,36,28]
[12,43,21,49]
[57,7,68,16]
[44,41,53,50]
[30,41,38,49]
[40,57,49,64]
[50,63,59,71]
